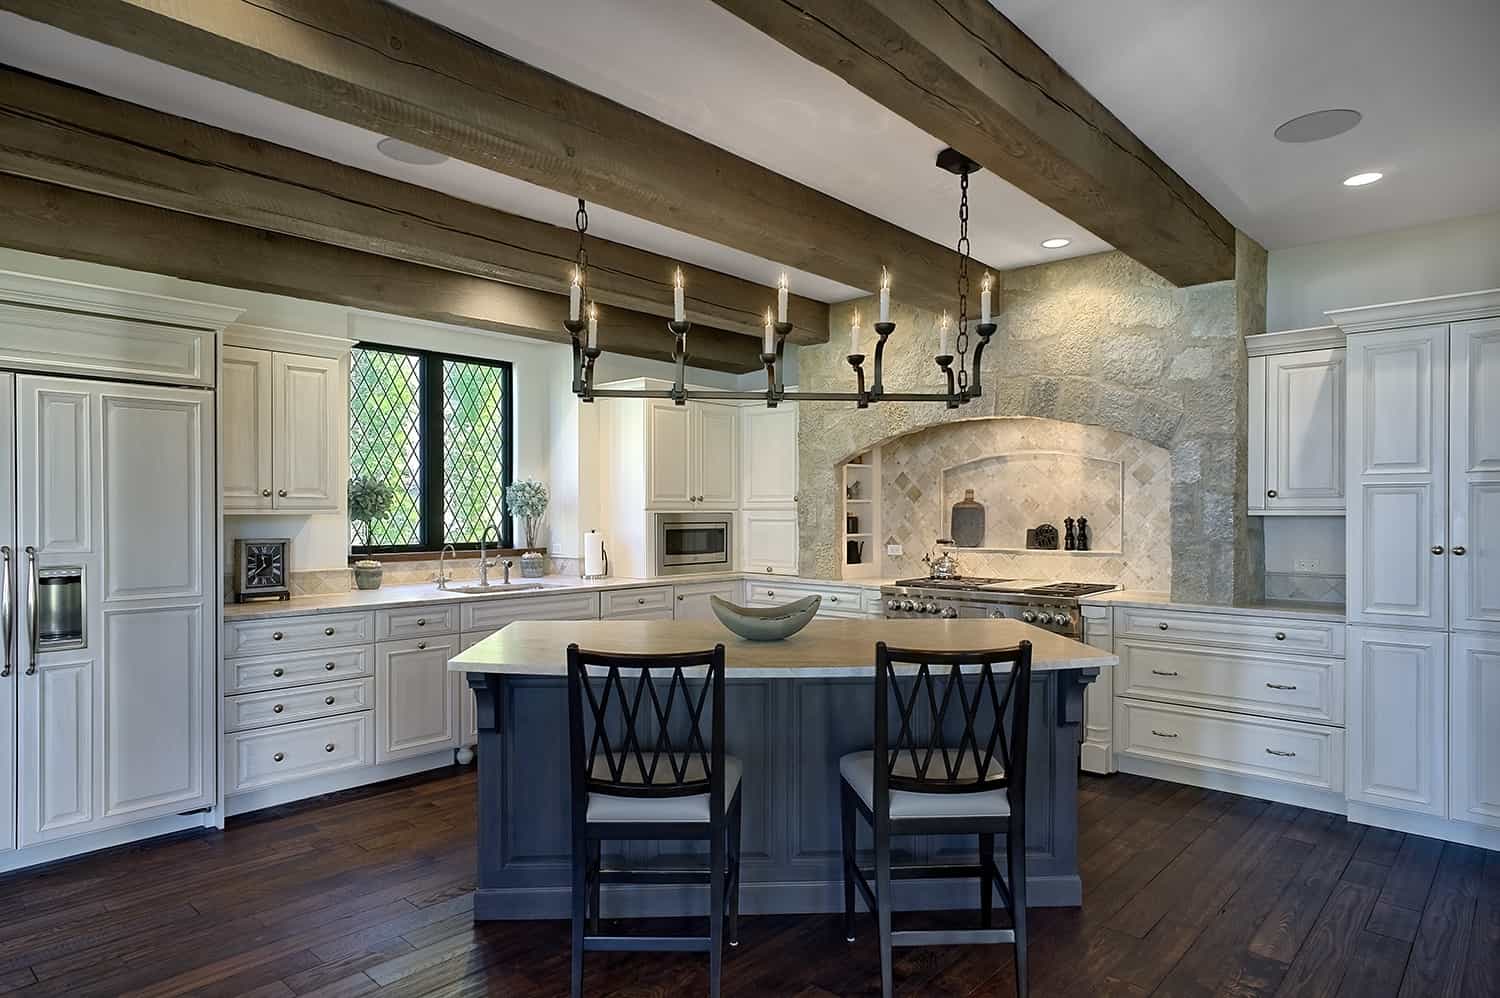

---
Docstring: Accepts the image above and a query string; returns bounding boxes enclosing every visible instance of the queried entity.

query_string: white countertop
[450,618,1116,678]
[1078,589,1346,622]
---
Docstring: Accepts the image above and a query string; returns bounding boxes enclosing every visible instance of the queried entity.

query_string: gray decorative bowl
[710,594,821,641]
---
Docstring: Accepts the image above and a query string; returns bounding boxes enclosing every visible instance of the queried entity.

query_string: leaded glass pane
[442,359,509,545]
[349,348,422,547]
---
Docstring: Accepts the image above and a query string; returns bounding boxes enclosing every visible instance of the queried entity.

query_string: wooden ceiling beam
[0,174,768,373]
[0,0,987,314]
[712,0,1238,286]
[0,66,827,344]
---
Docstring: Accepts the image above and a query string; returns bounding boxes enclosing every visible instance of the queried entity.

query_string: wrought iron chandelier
[566,148,996,409]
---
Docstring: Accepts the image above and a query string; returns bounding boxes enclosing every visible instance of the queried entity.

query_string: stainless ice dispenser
[29,552,85,651]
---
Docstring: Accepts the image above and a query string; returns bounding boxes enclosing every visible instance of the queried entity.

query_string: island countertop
[450,617,1116,678]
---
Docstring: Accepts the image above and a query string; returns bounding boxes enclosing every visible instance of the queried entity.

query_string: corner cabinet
[220,329,350,514]
[1247,327,1346,514]
[741,404,799,507]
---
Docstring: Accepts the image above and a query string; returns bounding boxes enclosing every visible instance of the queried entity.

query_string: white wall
[1267,209,1500,331]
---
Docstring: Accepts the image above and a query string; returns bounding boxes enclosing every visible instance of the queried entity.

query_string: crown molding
[1246,325,1345,357]
[222,323,355,358]
[0,269,244,330]
[1327,288,1500,334]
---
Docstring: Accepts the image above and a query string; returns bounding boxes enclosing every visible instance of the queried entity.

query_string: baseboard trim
[1080,741,1114,775]
[474,874,1082,921]
[1345,802,1500,851]
[1116,754,1347,815]
[224,749,461,817]
[0,811,215,875]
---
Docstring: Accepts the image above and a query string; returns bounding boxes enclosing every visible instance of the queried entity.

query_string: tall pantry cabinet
[1336,291,1500,843]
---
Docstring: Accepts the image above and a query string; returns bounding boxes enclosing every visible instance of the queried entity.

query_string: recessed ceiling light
[1040,237,1072,249]
[1274,109,1362,143]
[376,137,448,166]
[1343,171,1383,187]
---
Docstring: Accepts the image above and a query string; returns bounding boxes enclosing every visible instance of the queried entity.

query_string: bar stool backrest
[566,643,727,809]
[873,640,1033,807]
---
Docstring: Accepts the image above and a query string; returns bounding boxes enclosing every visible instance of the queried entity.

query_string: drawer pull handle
[273,704,284,714]
[1265,748,1296,758]
[1274,632,1286,641]
[1150,669,1179,677]
[324,627,335,636]
[417,641,427,650]
[272,631,284,641]
[324,662,336,671]
[1151,729,1179,739]
[273,752,285,763]
[325,743,335,753]
[417,618,426,626]
[325,695,336,705]
[1266,682,1298,690]
[1158,622,1169,631]
[272,667,285,678]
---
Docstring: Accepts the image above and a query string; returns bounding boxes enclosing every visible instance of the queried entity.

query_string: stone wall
[797,246,1266,604]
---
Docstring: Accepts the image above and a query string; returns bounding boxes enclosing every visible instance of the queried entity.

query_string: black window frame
[349,343,515,556]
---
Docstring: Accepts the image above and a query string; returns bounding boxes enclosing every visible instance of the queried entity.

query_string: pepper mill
[1063,517,1076,551]
[1077,516,1090,551]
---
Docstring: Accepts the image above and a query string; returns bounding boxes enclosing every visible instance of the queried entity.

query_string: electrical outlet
[886,543,903,557]
[1293,558,1322,573]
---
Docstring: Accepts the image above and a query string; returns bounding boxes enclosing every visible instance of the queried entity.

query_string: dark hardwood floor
[0,768,1494,997]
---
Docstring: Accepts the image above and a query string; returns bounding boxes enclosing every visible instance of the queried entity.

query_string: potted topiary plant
[348,476,395,590]
[505,479,549,577]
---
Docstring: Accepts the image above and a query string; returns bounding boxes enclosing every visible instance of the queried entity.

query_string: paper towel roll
[583,530,608,578]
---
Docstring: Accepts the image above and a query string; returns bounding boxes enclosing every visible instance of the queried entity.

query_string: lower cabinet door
[1449,632,1500,828]
[742,509,799,576]
[1346,625,1448,816]
[226,713,373,794]
[376,636,461,764]
[674,581,743,620]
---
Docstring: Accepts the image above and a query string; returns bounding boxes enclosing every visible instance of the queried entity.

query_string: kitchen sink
[446,582,546,595]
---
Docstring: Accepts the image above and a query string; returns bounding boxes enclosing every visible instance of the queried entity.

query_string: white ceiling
[995,0,1500,249]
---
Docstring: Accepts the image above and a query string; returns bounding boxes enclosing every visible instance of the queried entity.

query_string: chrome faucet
[478,525,502,586]
[435,544,457,589]
[502,558,514,585]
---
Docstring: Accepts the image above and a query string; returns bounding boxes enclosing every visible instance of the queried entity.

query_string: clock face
[244,542,286,588]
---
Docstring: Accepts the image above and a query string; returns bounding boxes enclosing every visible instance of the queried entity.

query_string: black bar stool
[839,640,1034,998]
[566,642,743,998]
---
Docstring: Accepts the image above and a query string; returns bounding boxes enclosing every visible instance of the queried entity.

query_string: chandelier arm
[966,322,997,400]
[847,355,869,409]
[667,320,691,405]
[871,321,895,398]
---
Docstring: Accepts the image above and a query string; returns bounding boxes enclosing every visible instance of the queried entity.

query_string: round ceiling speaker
[375,137,449,166]
[1273,109,1363,143]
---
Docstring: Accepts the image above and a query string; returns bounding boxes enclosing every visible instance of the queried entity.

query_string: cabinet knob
[1432,545,1445,555]
[278,489,288,497]
[324,627,335,636]
[830,596,839,603]
[637,597,646,605]
[272,667,285,678]
[767,590,775,596]
[766,566,773,574]
[1158,622,1169,631]
[261,488,272,497]
[325,743,335,753]
[272,631,284,641]
[273,752,285,763]
[794,494,800,502]
[324,661,336,671]
[325,695,336,705]
[416,618,426,626]
[677,595,685,601]
[273,704,284,714]
[1266,489,1277,498]
[1453,546,1467,556]
[417,641,427,650]
[1274,632,1286,641]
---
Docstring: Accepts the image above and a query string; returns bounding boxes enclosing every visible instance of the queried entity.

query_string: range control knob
[923,602,939,614]
[1053,613,1073,629]
[900,600,915,612]
[1020,610,1038,624]
[886,599,902,612]
[940,606,958,619]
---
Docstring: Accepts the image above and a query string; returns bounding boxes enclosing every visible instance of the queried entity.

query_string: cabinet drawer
[225,646,372,693]
[747,582,863,615]
[1115,699,1343,792]
[601,586,674,618]
[225,713,373,795]
[1115,607,1343,657]
[461,592,600,633]
[224,678,373,732]
[1116,640,1343,725]
[376,603,460,640]
[224,611,375,657]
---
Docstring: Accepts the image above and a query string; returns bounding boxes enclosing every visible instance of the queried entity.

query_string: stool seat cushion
[839,750,1012,819]
[587,755,743,823]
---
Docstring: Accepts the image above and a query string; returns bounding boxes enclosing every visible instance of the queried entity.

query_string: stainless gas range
[880,577,1118,640]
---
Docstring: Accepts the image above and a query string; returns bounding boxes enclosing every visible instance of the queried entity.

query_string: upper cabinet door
[220,346,274,512]
[1346,326,1449,628]
[272,353,342,512]
[646,400,692,508]
[1450,318,1500,633]
[1263,348,1345,512]
[692,402,739,508]
[742,404,799,507]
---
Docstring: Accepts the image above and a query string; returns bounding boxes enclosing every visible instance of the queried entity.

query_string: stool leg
[840,782,857,942]
[1007,829,1028,998]
[876,817,893,998]
[588,839,602,935]
[980,832,995,930]
[728,794,742,947]
[571,831,587,998]
[710,815,726,998]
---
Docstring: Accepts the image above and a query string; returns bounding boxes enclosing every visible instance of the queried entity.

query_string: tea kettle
[924,540,961,580]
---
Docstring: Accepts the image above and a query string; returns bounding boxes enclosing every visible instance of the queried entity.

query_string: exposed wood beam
[0,66,826,344]
[0,174,767,373]
[712,0,1237,286]
[0,0,987,313]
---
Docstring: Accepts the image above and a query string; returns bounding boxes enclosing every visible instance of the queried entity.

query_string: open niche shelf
[840,453,881,579]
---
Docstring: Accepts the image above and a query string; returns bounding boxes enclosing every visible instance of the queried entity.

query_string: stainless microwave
[655,512,733,575]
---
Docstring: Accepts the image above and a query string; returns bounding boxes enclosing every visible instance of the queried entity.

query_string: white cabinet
[741,404,799,507]
[742,509,799,576]
[375,636,462,764]
[645,399,739,510]
[1449,632,1500,829]
[601,586,675,620]
[1346,625,1447,817]
[646,400,692,507]
[673,580,743,620]
[1450,317,1500,633]
[1346,326,1449,628]
[0,379,11,855]
[1249,343,1345,513]
[221,345,343,513]
[694,403,740,507]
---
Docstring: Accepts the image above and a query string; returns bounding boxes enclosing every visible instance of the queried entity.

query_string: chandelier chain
[574,198,590,300]
[955,169,971,390]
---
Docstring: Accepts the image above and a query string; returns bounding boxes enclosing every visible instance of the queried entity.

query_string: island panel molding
[0,0,993,315]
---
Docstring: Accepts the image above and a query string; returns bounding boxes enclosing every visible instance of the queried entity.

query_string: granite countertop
[223,572,889,620]
[452,617,1116,678]
[1078,589,1346,622]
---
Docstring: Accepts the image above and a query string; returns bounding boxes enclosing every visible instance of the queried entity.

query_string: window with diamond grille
[349,345,513,553]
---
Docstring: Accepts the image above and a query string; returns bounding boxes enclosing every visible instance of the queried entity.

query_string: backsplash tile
[1264,571,1346,604]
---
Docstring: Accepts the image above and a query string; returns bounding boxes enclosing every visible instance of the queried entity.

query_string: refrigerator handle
[1,545,10,678]
[24,545,37,675]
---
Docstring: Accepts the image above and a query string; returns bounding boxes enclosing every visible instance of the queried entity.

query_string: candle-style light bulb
[980,272,993,324]
[763,307,775,354]
[878,267,891,323]
[777,272,789,324]
[938,310,951,357]
[673,268,685,323]
[850,308,861,356]
[569,266,582,321]
[586,302,598,350]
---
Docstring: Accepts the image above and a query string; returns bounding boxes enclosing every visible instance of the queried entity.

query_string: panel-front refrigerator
[3,371,216,851]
